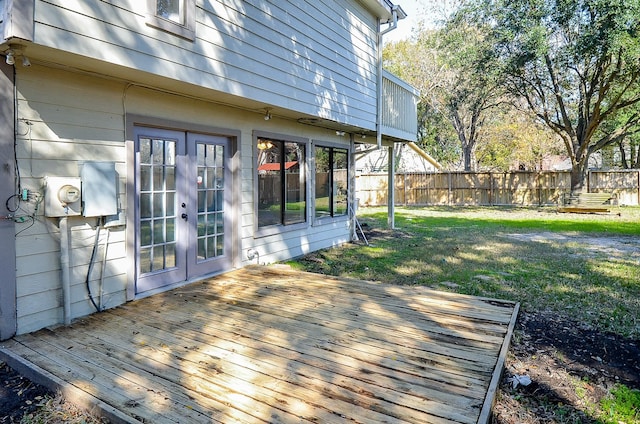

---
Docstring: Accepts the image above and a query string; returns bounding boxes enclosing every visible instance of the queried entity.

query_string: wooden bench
[558,192,613,214]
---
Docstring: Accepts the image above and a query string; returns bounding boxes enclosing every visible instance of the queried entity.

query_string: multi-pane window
[315,146,348,218]
[257,138,306,228]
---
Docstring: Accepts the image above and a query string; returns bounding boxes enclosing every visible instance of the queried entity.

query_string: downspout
[376,6,399,150]
[377,6,399,228]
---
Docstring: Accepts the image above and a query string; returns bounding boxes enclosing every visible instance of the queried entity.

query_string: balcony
[381,70,420,142]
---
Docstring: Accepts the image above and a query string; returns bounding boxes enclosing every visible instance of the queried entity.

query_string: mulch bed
[494,311,640,423]
[0,361,52,423]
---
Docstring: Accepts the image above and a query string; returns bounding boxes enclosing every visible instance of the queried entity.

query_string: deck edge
[0,341,141,424]
[476,302,521,424]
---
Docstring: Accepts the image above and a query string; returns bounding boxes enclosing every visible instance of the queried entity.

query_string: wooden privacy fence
[356,170,640,207]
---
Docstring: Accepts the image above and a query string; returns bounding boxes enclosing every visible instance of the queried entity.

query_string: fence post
[537,171,541,206]
[448,171,452,206]
[489,172,493,206]
[404,173,407,206]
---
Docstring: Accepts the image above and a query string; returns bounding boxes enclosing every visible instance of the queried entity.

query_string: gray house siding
[0,60,16,340]
[0,0,414,336]
[30,0,379,130]
[11,64,354,335]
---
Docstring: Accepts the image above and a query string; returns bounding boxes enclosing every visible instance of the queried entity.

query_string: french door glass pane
[139,137,178,274]
[140,166,151,191]
[196,141,225,262]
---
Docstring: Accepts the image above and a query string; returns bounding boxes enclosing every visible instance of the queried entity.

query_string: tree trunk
[463,144,473,171]
[570,155,589,194]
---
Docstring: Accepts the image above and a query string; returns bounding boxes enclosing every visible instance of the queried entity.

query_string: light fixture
[4,45,30,67]
[257,140,274,150]
[336,131,346,136]
[263,108,272,121]
[5,50,15,65]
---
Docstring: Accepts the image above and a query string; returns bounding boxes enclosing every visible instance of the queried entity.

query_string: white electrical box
[45,177,82,217]
[81,162,118,217]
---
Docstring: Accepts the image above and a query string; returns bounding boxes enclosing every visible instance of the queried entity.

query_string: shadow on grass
[290,207,640,422]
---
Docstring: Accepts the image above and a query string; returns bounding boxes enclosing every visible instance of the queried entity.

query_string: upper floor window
[314,145,348,219]
[157,0,184,24]
[256,137,306,229]
[147,0,195,41]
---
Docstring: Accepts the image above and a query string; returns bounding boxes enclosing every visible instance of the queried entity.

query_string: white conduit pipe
[60,217,72,325]
[99,227,110,311]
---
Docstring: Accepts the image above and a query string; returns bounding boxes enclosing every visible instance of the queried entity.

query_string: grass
[598,385,640,424]
[287,205,640,423]
[289,205,640,338]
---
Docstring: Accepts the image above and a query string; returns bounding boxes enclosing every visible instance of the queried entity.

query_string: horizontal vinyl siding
[243,222,352,265]
[33,0,379,129]
[14,63,354,334]
[14,66,128,333]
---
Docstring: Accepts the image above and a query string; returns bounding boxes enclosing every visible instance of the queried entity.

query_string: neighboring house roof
[356,143,442,173]
[257,161,298,172]
[407,142,442,170]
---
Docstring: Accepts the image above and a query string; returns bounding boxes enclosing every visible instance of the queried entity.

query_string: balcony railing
[381,70,420,142]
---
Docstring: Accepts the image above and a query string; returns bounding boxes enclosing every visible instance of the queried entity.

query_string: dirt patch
[0,361,52,423]
[495,311,640,423]
[504,232,640,264]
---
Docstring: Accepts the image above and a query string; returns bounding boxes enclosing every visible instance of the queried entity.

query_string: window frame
[312,140,351,226]
[146,0,196,41]
[253,131,309,238]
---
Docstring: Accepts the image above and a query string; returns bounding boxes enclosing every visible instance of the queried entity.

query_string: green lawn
[288,205,640,338]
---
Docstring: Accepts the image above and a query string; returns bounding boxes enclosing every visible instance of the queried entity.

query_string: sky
[383,0,455,44]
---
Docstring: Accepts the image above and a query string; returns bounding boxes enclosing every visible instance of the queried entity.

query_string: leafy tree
[598,99,640,168]
[418,102,461,167]
[463,0,640,191]
[384,25,504,171]
[384,37,461,167]
[476,106,564,171]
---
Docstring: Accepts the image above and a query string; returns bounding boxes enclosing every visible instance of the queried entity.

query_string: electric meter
[44,177,82,217]
[58,185,81,204]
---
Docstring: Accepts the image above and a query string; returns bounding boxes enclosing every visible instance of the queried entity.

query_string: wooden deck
[1,266,518,424]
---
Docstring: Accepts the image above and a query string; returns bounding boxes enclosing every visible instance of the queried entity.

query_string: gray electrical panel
[81,162,118,217]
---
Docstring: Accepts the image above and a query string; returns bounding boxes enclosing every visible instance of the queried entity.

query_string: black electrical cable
[12,65,21,195]
[5,194,19,213]
[85,220,101,312]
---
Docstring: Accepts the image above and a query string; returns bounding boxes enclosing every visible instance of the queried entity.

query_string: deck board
[1,266,518,424]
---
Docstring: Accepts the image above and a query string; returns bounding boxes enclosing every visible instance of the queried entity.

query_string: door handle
[181,213,188,221]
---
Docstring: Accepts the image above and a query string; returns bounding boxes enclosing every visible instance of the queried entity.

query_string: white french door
[134,127,232,295]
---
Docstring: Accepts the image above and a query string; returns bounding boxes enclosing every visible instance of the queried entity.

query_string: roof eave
[359,0,407,22]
